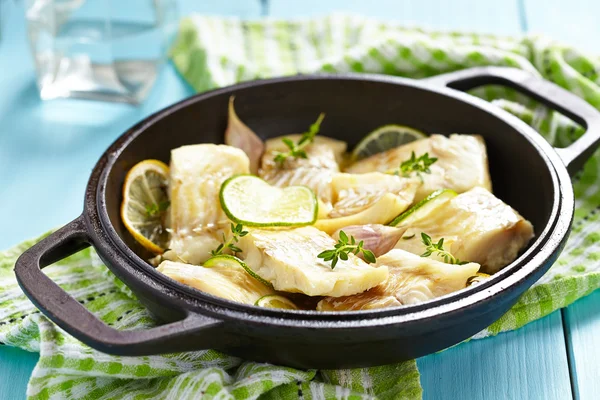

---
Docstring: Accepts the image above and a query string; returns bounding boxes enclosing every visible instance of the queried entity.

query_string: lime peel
[388,189,457,227]
[204,254,272,288]
[351,124,427,162]
[255,295,300,310]
[220,175,318,227]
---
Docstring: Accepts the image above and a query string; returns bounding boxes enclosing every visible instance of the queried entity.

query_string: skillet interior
[104,77,556,263]
[87,75,569,367]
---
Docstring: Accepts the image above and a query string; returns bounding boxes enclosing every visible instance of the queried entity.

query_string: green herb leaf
[317,230,377,269]
[392,152,438,178]
[211,223,248,256]
[274,113,325,164]
[419,232,466,265]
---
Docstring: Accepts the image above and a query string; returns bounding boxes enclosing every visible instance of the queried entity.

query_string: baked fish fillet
[238,226,388,297]
[315,172,418,234]
[157,260,274,305]
[167,144,249,264]
[395,187,534,273]
[345,134,492,201]
[317,249,480,311]
[259,135,347,206]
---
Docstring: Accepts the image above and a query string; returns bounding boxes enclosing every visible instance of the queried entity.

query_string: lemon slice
[121,159,170,254]
[204,254,272,287]
[351,124,427,161]
[389,189,457,227]
[255,295,300,310]
[220,175,318,227]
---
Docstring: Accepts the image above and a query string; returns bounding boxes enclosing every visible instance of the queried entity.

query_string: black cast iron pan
[14,67,600,369]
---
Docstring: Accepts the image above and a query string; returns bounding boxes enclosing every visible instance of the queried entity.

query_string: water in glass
[26,0,178,103]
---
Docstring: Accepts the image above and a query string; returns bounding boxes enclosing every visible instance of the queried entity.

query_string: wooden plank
[418,312,573,400]
[268,0,522,35]
[563,292,600,399]
[525,2,600,398]
[524,0,600,54]
[0,347,39,400]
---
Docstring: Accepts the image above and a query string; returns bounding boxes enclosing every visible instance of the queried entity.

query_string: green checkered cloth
[2,14,600,400]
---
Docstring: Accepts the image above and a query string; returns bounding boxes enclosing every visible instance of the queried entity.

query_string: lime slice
[466,273,490,287]
[204,254,272,287]
[255,295,300,310]
[121,159,170,254]
[351,125,427,161]
[388,189,457,227]
[220,175,318,227]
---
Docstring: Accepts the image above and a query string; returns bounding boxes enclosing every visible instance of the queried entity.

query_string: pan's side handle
[14,215,224,356]
[423,67,600,175]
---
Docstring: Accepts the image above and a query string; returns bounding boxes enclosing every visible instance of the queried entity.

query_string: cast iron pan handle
[424,67,600,175]
[14,215,224,356]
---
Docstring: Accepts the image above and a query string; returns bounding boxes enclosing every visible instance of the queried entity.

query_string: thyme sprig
[211,223,248,256]
[317,230,376,269]
[274,113,326,164]
[394,151,438,177]
[420,232,467,265]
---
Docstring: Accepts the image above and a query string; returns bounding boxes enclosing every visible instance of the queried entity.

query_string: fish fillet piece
[314,172,418,234]
[157,261,274,305]
[238,226,388,297]
[169,144,250,232]
[259,135,347,205]
[394,187,534,273]
[345,134,492,201]
[317,249,480,311]
[163,226,225,265]
[167,144,249,264]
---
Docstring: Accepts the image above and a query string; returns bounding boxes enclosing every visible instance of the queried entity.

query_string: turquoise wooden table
[0,1,598,399]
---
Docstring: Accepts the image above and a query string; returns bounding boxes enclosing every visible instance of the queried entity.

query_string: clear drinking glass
[25,0,178,103]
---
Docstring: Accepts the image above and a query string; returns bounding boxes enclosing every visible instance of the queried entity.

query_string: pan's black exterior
[14,68,600,369]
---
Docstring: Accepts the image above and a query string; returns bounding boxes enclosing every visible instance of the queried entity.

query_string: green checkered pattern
[2,13,600,399]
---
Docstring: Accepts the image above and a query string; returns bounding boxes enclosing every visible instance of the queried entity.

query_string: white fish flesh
[237,226,388,297]
[345,134,492,201]
[394,187,534,273]
[317,249,480,311]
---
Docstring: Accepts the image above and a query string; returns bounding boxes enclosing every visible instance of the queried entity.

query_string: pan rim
[88,73,572,328]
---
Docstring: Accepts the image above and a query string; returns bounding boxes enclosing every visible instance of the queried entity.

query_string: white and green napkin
[2,14,600,399]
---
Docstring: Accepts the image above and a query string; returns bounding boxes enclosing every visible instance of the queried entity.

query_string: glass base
[36,54,160,104]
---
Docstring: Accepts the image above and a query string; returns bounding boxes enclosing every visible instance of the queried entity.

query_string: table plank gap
[516,0,529,32]
[0,347,39,400]
[563,292,600,400]
[261,0,270,17]
[561,308,581,400]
